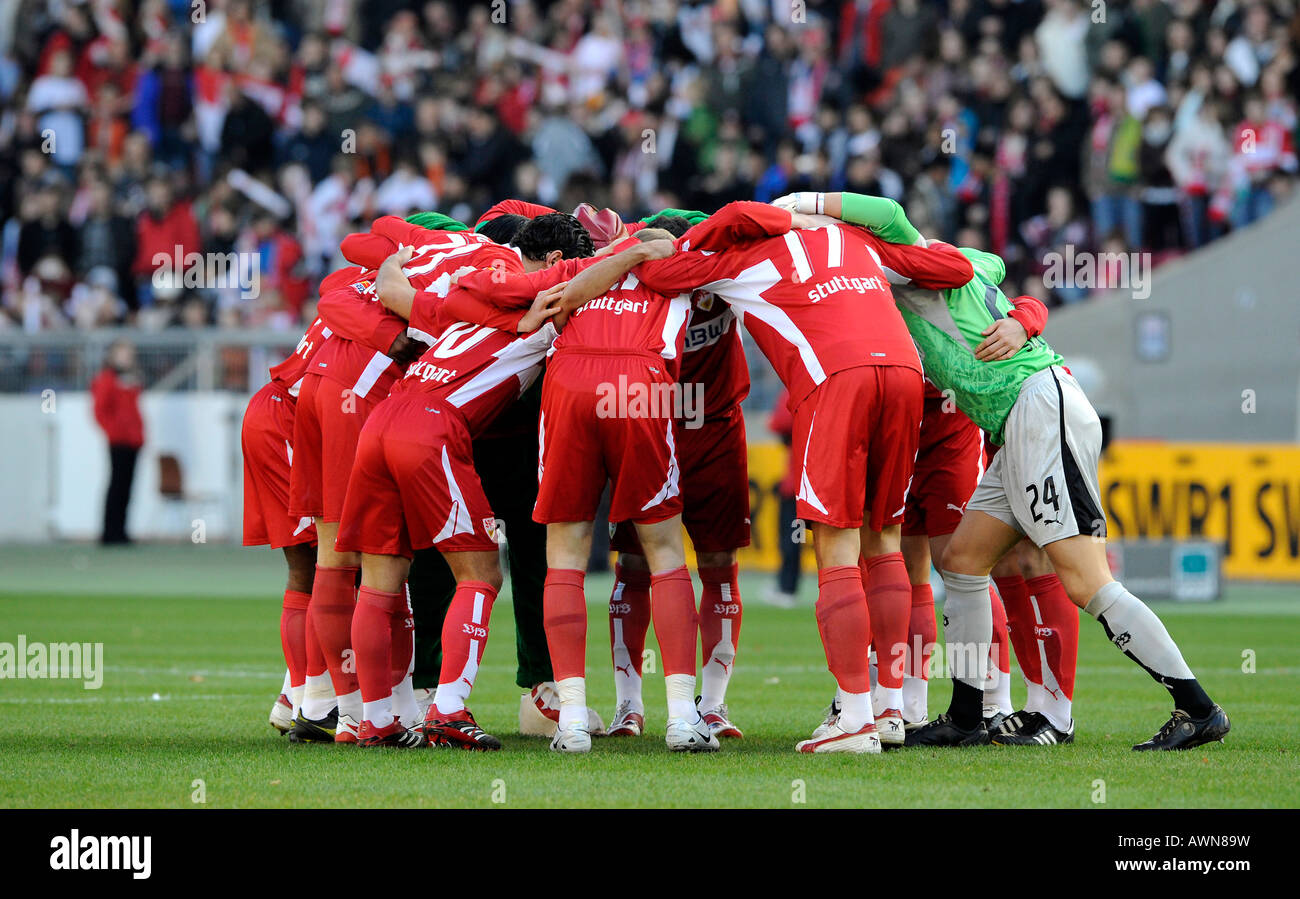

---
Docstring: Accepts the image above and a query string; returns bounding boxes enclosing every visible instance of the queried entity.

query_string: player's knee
[938,540,988,577]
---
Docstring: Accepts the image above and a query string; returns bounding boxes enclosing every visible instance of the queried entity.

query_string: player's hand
[637,238,675,261]
[975,317,1029,361]
[518,283,565,332]
[376,246,416,312]
[771,192,821,214]
[386,333,426,365]
[789,212,819,230]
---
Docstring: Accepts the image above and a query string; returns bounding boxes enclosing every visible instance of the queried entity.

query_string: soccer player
[241,314,328,733]
[602,212,752,742]
[342,228,674,748]
[807,194,1229,750]
[634,199,976,753]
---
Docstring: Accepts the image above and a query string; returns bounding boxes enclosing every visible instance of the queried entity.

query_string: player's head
[632,226,675,243]
[476,213,529,245]
[638,214,691,238]
[513,212,595,270]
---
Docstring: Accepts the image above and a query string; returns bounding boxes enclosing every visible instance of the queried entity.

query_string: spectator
[91,338,145,545]
[133,175,201,309]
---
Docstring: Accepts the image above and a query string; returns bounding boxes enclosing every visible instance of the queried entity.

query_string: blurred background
[0,0,1296,590]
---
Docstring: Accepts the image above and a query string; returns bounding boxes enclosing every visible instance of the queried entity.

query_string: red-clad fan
[634,199,976,754]
[335,232,666,749]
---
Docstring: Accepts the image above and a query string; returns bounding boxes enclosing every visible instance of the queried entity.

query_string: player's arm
[557,237,675,312]
[317,285,414,362]
[634,246,732,296]
[474,198,556,230]
[439,279,564,333]
[773,191,924,246]
[680,201,793,251]
[867,234,975,290]
[975,294,1048,361]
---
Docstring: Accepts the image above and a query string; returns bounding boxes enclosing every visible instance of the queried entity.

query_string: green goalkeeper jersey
[895,248,1064,445]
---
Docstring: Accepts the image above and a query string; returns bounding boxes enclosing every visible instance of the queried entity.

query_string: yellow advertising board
[683,440,1300,582]
[1098,442,1300,581]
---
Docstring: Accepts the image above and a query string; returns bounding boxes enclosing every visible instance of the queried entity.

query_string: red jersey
[636,203,974,409]
[474,199,556,228]
[679,290,749,417]
[549,271,690,361]
[269,316,332,396]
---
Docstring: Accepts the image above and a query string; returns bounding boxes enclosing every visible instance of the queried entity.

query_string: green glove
[405,212,468,232]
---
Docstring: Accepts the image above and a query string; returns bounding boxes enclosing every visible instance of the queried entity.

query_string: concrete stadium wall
[0,392,244,543]
[1046,196,1300,442]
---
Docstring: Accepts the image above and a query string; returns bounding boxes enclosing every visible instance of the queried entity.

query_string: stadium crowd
[0,0,1296,332]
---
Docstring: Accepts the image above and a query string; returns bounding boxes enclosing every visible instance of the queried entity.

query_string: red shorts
[902,396,985,538]
[241,382,316,548]
[534,351,682,525]
[288,371,382,522]
[611,405,750,555]
[335,393,498,558]
[792,365,923,530]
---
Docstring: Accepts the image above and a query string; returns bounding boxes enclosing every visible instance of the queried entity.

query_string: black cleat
[991,711,1074,745]
[1133,705,1230,751]
[989,709,1032,737]
[904,713,990,747]
[983,710,1007,735]
[288,707,339,743]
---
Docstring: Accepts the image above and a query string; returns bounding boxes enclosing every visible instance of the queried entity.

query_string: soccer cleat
[875,707,905,748]
[422,706,502,751]
[990,711,1074,746]
[904,718,929,733]
[357,719,427,748]
[983,707,1008,735]
[809,696,841,741]
[269,693,294,734]
[1132,705,1230,751]
[797,721,881,754]
[665,715,721,752]
[287,707,338,743]
[699,702,743,739]
[904,713,990,747]
[989,709,1032,737]
[334,713,360,744]
[519,683,607,737]
[607,701,645,737]
[550,720,592,754]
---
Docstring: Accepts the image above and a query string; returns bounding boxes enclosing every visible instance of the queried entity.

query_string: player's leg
[277,542,316,725]
[606,543,652,736]
[1018,541,1079,735]
[543,520,595,752]
[901,533,937,729]
[420,549,504,751]
[861,524,909,745]
[696,549,742,736]
[906,507,1022,747]
[352,552,424,747]
[634,515,718,752]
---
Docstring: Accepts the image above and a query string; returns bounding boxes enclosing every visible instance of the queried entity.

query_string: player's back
[550,272,690,363]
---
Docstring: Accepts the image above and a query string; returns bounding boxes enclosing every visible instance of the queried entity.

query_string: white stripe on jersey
[699,258,828,387]
[434,445,476,542]
[444,323,557,409]
[783,232,812,283]
[352,351,392,398]
[658,294,691,360]
[824,224,844,268]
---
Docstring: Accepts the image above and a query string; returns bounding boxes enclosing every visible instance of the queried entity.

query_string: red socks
[908,583,937,679]
[815,565,872,693]
[649,566,699,677]
[994,575,1042,688]
[698,563,742,676]
[862,552,909,689]
[280,589,311,689]
[544,568,588,681]
[309,565,360,697]
[989,586,1011,677]
[608,563,652,678]
[352,586,403,705]
[435,580,498,711]
[390,592,413,688]
[1026,573,1078,701]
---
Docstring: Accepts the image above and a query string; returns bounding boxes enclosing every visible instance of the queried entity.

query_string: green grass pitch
[0,544,1295,808]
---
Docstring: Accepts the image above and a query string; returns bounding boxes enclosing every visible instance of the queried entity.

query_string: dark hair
[476,213,529,245]
[639,214,691,238]
[513,212,595,260]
